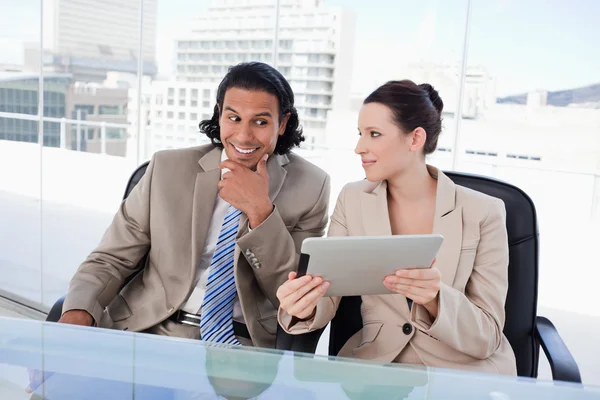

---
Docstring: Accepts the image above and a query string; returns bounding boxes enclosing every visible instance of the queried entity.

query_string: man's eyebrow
[255,111,273,118]
[224,106,238,113]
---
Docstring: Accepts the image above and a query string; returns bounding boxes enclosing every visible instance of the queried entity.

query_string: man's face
[218,87,290,170]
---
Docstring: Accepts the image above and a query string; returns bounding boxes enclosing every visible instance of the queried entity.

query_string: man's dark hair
[199,62,304,155]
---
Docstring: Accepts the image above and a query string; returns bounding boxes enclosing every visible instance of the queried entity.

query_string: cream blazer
[279,166,517,375]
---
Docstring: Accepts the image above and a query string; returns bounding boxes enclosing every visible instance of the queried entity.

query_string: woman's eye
[371,131,381,137]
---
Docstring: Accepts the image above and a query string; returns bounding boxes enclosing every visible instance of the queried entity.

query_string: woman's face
[355,102,423,182]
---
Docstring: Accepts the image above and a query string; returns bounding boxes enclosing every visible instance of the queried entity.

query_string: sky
[1,0,599,96]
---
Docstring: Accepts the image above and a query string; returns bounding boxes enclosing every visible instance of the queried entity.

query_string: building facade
[173,0,356,146]
[26,0,158,82]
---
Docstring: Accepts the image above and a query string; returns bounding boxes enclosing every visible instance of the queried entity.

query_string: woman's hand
[277,272,330,320]
[383,259,441,317]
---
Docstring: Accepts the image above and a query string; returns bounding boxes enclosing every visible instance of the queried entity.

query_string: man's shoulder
[152,143,215,165]
[285,151,329,182]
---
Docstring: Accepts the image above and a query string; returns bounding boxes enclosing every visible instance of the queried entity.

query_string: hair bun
[419,83,444,115]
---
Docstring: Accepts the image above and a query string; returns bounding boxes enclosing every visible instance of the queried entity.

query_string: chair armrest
[535,316,582,383]
[47,296,65,323]
[275,325,325,354]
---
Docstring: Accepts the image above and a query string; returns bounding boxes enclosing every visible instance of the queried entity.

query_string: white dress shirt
[180,150,245,322]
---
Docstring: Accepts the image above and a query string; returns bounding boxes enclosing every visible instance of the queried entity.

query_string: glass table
[0,317,598,399]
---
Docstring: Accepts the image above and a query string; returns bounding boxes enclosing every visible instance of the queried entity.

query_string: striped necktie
[200,204,242,345]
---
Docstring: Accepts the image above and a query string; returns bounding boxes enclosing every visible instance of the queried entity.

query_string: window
[178,112,185,120]
[98,105,121,115]
[74,104,95,115]
[190,113,198,120]
[167,111,174,119]
[203,89,210,99]
[106,128,126,140]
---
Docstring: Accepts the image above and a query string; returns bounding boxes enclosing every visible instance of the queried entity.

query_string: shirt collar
[220,149,228,179]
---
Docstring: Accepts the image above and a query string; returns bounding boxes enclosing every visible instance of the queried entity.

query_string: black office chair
[276,171,582,384]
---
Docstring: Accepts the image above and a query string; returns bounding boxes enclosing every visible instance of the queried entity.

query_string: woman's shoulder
[455,183,506,221]
[339,179,382,196]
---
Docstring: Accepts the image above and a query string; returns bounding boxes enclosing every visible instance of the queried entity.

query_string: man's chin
[232,157,259,171]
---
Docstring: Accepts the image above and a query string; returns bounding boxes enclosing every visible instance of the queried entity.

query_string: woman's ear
[409,127,427,152]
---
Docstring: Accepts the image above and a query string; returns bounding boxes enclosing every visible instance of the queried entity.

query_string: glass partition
[1,318,599,399]
[0,0,42,306]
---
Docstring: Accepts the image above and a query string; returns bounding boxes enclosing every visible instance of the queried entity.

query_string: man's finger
[256,154,269,177]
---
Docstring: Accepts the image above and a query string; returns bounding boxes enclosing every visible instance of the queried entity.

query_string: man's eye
[255,120,267,126]
[228,115,240,122]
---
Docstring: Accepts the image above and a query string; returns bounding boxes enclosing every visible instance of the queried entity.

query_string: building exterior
[173,0,356,147]
[0,72,130,155]
[0,72,70,147]
[65,82,130,156]
[127,80,214,160]
[25,0,158,82]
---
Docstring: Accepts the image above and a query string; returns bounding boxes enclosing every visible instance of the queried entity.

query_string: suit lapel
[430,167,462,286]
[191,147,221,275]
[360,181,392,237]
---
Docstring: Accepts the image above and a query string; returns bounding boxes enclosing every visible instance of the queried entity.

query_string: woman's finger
[286,282,329,317]
[279,277,323,310]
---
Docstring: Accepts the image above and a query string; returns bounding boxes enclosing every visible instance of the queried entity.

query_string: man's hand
[58,310,94,327]
[219,155,273,228]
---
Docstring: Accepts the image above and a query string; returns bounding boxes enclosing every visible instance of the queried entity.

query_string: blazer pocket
[106,294,133,323]
[357,322,383,347]
[258,315,278,335]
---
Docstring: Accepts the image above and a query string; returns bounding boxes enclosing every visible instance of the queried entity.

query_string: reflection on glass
[2,318,598,399]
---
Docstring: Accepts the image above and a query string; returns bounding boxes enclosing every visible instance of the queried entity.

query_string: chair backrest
[124,161,150,199]
[121,161,151,287]
[328,171,540,378]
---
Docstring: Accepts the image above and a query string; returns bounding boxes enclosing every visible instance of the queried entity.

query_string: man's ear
[279,112,291,136]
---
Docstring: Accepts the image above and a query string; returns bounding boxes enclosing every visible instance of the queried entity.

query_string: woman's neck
[386,163,437,204]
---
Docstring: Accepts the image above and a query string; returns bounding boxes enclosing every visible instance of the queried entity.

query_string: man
[59,62,330,348]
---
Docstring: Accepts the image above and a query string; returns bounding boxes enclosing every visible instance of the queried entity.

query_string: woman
[276,80,517,375]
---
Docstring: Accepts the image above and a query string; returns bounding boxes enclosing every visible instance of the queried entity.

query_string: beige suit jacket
[63,144,330,348]
[279,166,517,375]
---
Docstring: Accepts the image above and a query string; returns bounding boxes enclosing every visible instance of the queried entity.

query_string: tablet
[298,234,443,297]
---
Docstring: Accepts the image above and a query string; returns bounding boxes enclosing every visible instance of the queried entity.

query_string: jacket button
[402,323,413,335]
